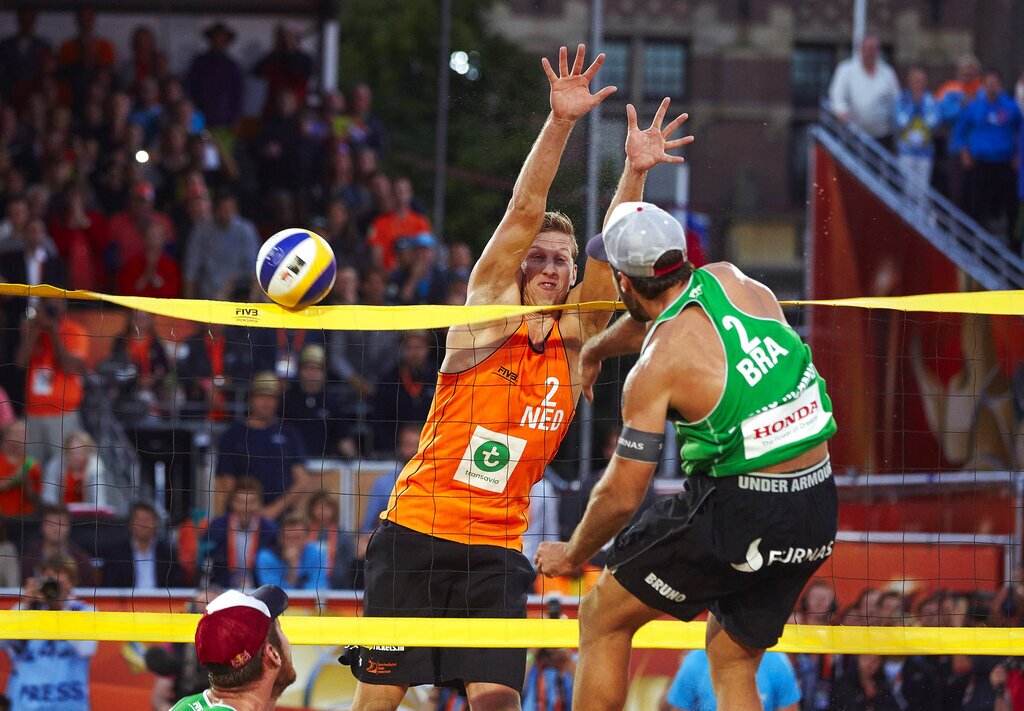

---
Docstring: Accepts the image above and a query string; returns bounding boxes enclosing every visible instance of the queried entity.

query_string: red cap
[194,586,288,669]
[132,181,155,201]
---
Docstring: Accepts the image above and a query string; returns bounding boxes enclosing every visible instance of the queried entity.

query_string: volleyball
[256,228,337,309]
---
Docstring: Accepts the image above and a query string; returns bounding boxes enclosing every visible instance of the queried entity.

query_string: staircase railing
[811,102,1024,290]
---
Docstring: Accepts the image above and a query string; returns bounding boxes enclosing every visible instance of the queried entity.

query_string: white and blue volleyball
[256,228,337,309]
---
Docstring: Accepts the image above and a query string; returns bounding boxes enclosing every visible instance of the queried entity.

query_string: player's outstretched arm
[467,44,616,305]
[578,313,648,402]
[535,356,670,575]
[574,98,693,335]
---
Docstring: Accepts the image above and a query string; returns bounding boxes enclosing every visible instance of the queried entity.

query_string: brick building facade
[489,0,1015,294]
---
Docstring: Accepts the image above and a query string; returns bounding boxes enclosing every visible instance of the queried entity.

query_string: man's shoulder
[700,261,740,279]
[220,420,248,438]
[761,651,794,672]
[229,216,259,238]
[409,211,431,228]
[64,598,93,613]
[99,537,133,557]
[171,690,232,710]
[276,418,307,442]
[832,57,856,75]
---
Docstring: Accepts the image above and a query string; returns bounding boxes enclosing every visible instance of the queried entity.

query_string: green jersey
[169,690,238,711]
[643,268,836,477]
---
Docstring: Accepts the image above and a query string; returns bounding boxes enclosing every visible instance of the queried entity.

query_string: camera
[31,577,61,609]
[546,597,563,620]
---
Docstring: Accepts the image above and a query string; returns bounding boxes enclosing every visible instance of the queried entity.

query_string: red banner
[808,143,1024,474]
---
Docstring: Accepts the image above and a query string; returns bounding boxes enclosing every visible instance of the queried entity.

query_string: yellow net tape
[0,612,1021,654]
[0,284,1021,329]
[0,284,617,330]
[1,282,1018,653]
[781,289,1024,315]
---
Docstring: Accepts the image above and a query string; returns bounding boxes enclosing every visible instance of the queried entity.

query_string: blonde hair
[539,211,578,258]
[63,431,95,449]
[41,554,79,585]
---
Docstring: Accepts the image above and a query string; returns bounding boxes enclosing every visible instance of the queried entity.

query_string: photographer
[1,556,96,710]
[522,598,575,711]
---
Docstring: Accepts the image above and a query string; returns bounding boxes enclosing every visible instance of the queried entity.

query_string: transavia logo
[474,441,510,472]
[730,537,764,573]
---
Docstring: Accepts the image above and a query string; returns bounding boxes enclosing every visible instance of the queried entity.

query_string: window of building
[642,41,686,100]
[789,121,814,203]
[600,39,630,97]
[792,44,837,107]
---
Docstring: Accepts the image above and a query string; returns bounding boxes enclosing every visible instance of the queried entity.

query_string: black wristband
[615,426,664,463]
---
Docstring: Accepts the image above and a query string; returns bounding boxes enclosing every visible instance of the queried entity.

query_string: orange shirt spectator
[21,307,89,417]
[0,420,41,516]
[367,176,430,270]
[56,9,115,71]
[935,54,982,102]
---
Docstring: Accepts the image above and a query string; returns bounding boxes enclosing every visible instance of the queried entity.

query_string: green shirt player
[535,202,838,711]
[170,586,296,711]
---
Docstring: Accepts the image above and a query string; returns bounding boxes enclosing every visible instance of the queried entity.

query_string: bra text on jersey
[723,315,791,387]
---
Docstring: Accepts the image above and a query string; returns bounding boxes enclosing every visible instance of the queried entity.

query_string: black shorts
[608,458,838,649]
[348,521,536,693]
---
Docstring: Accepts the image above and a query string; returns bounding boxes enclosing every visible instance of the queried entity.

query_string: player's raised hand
[624,98,694,173]
[542,44,617,123]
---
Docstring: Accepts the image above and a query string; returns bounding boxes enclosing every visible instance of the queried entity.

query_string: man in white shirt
[828,34,901,147]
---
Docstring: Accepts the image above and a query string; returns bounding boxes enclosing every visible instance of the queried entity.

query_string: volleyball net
[0,285,1022,667]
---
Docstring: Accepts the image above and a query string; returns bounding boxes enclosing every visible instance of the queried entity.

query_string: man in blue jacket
[958,69,1022,243]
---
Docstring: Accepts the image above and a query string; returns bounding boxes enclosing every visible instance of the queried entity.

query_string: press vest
[643,269,836,477]
[386,319,575,549]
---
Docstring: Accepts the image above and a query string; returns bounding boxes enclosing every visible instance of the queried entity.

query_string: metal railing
[811,103,1024,290]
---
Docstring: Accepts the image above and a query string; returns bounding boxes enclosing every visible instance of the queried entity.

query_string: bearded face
[270,625,297,698]
[615,272,653,323]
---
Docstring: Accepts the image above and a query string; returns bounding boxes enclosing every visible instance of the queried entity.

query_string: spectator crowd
[0,8,481,592]
[829,34,1024,253]
[655,581,1024,711]
[0,8,1019,711]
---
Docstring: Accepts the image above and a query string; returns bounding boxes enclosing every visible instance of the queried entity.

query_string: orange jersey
[26,317,89,416]
[386,319,575,550]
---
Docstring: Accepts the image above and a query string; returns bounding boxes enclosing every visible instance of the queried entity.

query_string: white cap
[586,201,687,278]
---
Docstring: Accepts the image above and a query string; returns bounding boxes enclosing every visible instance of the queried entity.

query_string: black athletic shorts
[608,458,838,649]
[347,520,536,693]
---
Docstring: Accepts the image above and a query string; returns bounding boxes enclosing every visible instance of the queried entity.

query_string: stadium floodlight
[449,50,469,75]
